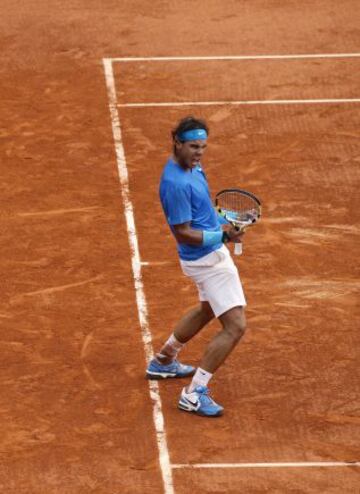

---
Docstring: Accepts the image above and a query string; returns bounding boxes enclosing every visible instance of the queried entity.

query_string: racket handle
[234,242,243,256]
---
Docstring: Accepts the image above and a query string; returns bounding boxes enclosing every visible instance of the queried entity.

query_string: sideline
[103,58,174,494]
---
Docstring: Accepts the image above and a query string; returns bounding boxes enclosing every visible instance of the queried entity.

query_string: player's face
[175,139,207,169]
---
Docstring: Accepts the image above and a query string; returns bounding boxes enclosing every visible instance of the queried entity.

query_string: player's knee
[235,321,246,342]
[228,312,246,343]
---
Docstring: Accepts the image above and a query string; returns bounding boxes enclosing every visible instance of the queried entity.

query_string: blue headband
[178,128,208,142]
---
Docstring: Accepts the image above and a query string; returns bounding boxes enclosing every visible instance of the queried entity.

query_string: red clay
[0,1,359,492]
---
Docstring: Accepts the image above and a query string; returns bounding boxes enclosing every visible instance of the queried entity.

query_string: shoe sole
[146,369,196,380]
[178,403,224,417]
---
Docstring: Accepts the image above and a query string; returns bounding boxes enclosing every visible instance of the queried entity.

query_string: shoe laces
[195,386,215,404]
[154,358,176,368]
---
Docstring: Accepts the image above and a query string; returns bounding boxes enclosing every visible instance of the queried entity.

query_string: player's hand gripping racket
[215,188,261,255]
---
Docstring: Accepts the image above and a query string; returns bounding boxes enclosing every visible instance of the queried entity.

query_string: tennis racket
[215,188,261,255]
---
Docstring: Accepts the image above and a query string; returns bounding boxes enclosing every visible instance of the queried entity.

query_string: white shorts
[180,245,247,318]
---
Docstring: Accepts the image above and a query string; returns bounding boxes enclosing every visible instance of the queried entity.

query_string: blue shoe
[178,386,224,417]
[146,358,195,380]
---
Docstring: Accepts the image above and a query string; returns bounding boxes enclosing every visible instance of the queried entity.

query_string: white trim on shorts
[180,245,246,318]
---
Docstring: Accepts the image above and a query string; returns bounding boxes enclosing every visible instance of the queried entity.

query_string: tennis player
[146,116,247,417]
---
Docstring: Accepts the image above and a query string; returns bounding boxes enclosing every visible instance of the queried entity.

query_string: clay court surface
[1,1,360,493]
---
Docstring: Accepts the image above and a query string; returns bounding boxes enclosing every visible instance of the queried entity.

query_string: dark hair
[171,116,209,154]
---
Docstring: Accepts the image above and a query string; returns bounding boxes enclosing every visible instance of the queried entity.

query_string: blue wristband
[202,230,223,246]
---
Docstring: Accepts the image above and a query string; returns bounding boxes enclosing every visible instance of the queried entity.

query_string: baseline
[107,53,360,62]
[172,462,360,469]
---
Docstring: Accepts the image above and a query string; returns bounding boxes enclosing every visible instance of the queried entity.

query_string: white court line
[108,52,360,62]
[102,58,174,494]
[172,462,360,469]
[118,98,360,108]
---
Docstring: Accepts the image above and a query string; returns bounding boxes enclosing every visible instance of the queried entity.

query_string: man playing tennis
[146,116,247,417]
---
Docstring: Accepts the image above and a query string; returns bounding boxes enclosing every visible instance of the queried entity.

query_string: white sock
[188,367,213,392]
[156,333,184,363]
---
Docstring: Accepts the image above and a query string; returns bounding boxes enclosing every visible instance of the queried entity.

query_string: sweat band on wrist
[178,129,208,142]
[202,230,223,246]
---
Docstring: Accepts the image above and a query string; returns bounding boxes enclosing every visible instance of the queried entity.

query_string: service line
[103,58,174,494]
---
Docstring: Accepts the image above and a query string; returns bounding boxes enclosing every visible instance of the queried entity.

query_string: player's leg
[183,306,246,390]
[159,301,214,363]
[178,306,246,417]
[199,306,246,373]
[146,301,214,379]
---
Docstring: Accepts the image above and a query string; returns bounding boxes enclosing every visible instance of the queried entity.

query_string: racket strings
[217,192,260,223]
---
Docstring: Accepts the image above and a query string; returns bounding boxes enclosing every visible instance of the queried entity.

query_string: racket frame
[215,188,262,211]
